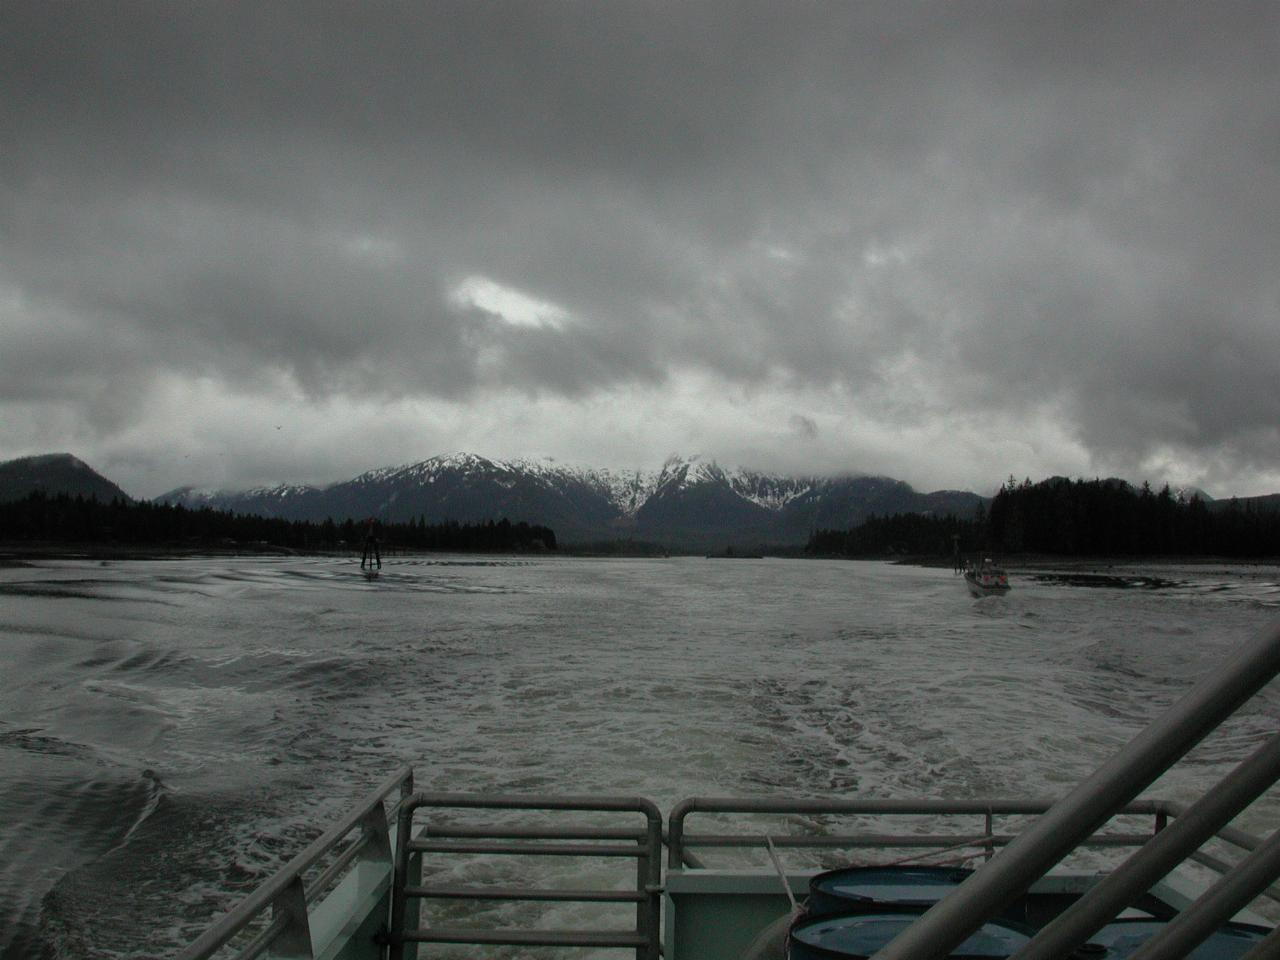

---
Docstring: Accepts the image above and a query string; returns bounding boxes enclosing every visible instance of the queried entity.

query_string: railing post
[668,804,686,869]
[638,810,663,960]
[267,876,314,959]
[360,803,392,866]
[387,795,420,960]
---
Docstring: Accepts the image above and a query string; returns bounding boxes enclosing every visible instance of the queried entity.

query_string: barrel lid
[1087,918,1272,959]
[790,907,1033,959]
[809,866,973,907]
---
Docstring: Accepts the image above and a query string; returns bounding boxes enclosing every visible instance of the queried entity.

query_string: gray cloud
[790,415,818,441]
[2,1,1277,494]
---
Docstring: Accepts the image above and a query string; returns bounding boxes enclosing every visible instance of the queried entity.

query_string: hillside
[0,454,132,504]
[8,450,1275,553]
[156,453,986,549]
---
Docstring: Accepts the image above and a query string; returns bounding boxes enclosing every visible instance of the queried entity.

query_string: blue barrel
[789,906,1034,959]
[807,866,973,917]
[1085,919,1272,959]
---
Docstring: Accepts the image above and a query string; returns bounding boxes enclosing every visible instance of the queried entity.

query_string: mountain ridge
[8,451,1273,552]
[152,452,988,548]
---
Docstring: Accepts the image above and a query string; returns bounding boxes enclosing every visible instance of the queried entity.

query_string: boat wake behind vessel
[177,624,1280,960]
[962,558,1010,597]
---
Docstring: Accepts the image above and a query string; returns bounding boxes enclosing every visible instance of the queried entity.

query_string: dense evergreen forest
[5,477,1276,560]
[806,512,981,558]
[0,492,557,552]
[809,477,1280,559]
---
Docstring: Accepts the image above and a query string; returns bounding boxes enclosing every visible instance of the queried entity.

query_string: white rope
[875,834,996,868]
[764,835,800,912]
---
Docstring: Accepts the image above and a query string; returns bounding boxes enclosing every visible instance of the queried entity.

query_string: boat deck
[176,776,1277,960]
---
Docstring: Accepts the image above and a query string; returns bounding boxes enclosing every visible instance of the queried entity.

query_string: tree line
[0,491,557,552]
[808,477,1280,559]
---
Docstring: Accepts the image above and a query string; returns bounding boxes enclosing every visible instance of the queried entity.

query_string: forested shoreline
[808,477,1280,560]
[0,491,557,553]
[3,478,1277,561]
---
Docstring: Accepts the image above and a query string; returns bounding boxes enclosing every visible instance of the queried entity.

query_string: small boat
[178,625,1280,960]
[963,558,1010,597]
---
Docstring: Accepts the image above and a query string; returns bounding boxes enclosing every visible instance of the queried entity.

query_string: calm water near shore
[2,554,1279,958]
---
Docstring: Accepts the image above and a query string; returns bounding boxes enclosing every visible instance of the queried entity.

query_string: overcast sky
[2,2,1277,499]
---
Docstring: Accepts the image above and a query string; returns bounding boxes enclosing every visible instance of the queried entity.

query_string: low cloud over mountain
[0,453,132,505]
[157,453,986,549]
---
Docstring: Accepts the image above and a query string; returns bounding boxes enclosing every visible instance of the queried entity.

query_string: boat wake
[0,764,164,957]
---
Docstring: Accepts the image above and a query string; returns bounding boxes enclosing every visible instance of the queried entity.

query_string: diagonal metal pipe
[1125,826,1280,960]
[871,624,1280,960]
[1239,923,1280,960]
[1012,733,1280,959]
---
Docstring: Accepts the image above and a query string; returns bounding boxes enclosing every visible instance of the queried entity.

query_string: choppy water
[1,555,1279,958]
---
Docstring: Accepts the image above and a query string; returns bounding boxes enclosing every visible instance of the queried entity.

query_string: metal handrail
[178,781,1278,959]
[178,765,413,960]
[873,622,1280,960]
[178,626,1280,960]
[1155,798,1280,905]
[1165,798,1280,858]
[387,792,664,960]
[1129,826,1280,960]
[1015,734,1280,959]
[668,797,1167,870]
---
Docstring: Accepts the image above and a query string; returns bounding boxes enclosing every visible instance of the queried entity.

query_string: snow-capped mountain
[158,482,324,518]
[155,452,986,548]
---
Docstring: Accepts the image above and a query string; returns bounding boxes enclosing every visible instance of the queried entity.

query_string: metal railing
[178,765,413,960]
[180,784,1279,960]
[871,622,1280,960]
[177,625,1280,960]
[1167,798,1280,908]
[668,797,1173,873]
[387,792,664,960]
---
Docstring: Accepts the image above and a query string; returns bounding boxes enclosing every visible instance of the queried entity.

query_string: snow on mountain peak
[652,453,717,491]
[642,454,813,509]
[434,452,499,472]
[155,452,885,520]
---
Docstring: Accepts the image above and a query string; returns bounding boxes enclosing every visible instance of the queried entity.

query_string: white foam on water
[2,556,1279,954]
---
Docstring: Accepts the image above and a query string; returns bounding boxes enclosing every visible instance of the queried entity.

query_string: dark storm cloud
[2,1,1277,481]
